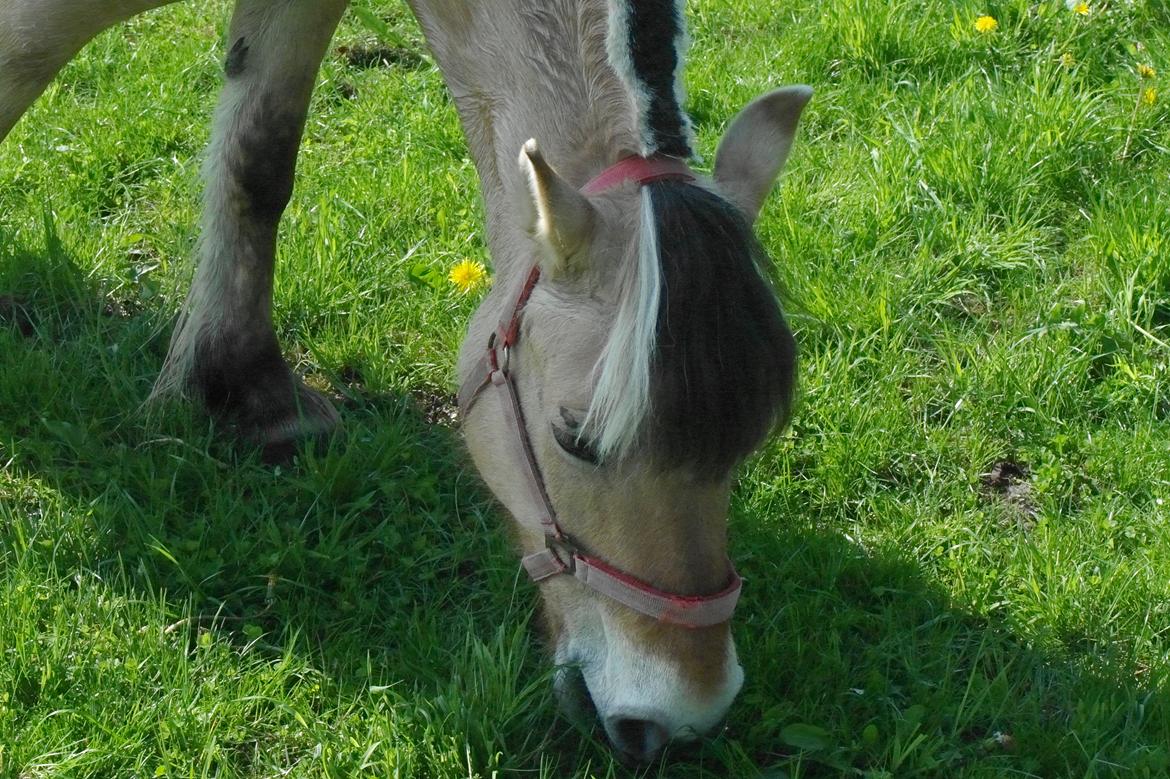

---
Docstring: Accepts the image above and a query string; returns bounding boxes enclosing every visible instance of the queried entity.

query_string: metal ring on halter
[545,534,577,574]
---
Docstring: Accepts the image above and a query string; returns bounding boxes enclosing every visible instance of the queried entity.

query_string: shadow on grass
[0,235,514,633]
[2,235,1168,778]
[723,512,1170,777]
[0,231,569,761]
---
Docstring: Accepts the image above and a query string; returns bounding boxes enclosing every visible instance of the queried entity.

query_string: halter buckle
[487,329,512,376]
[545,534,577,574]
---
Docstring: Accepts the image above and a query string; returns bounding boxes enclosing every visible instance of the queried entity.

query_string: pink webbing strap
[457,266,542,418]
[523,547,742,628]
[581,155,695,195]
[493,356,559,537]
[577,555,742,627]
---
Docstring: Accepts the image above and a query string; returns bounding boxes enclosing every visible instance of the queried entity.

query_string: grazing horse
[0,0,810,761]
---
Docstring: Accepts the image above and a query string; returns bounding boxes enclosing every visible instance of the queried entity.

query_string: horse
[0,0,810,761]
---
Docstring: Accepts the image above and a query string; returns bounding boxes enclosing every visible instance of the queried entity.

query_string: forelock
[583,181,796,477]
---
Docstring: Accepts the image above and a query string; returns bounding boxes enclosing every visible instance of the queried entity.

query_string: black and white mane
[584,0,796,476]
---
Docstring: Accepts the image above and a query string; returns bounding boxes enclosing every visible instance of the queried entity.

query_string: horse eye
[553,408,600,465]
[552,424,600,465]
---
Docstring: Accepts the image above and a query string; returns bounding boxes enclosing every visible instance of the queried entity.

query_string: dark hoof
[191,337,341,463]
[251,381,340,464]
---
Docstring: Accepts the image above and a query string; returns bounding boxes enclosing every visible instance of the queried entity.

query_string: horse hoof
[248,381,341,464]
[181,338,342,462]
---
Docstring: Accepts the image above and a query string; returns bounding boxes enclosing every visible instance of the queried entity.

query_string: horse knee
[213,3,346,225]
[227,94,305,225]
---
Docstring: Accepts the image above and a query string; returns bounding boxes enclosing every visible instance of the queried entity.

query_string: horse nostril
[607,716,670,761]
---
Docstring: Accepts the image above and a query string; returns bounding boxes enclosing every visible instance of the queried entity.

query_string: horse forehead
[529,289,611,358]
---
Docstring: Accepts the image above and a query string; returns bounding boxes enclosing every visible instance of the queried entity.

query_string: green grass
[1,0,1169,776]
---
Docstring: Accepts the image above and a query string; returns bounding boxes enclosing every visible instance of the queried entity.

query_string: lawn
[1,0,1168,776]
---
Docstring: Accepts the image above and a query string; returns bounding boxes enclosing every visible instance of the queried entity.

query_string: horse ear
[713,85,812,225]
[519,139,596,276]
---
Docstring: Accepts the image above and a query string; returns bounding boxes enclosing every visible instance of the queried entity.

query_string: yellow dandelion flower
[1071,2,1089,15]
[1137,63,1156,79]
[1143,87,1158,106]
[975,15,998,33]
[449,260,488,293]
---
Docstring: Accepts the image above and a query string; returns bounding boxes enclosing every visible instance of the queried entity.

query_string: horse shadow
[2,231,1168,778]
[722,506,1170,777]
[0,229,554,751]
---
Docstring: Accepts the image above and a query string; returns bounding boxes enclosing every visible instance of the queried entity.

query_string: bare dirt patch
[337,45,425,71]
[981,460,1037,529]
[412,386,457,427]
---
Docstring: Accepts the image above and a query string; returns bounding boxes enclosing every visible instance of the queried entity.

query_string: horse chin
[553,664,598,729]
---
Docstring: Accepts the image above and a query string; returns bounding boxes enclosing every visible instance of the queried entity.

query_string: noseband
[457,155,742,629]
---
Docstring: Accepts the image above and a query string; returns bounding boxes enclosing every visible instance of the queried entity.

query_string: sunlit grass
[2,0,1169,776]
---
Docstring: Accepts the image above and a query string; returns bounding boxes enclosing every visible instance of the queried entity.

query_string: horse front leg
[153,0,349,460]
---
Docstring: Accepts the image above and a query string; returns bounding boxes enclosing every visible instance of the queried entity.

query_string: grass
[1,0,1168,776]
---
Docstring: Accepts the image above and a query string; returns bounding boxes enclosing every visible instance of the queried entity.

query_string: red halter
[580,154,695,194]
[457,156,742,628]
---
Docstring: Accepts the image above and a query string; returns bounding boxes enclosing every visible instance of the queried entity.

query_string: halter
[457,155,742,628]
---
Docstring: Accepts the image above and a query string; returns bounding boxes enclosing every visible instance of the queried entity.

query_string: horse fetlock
[191,330,338,459]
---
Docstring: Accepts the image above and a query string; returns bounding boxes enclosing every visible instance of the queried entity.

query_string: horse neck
[410,0,645,281]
